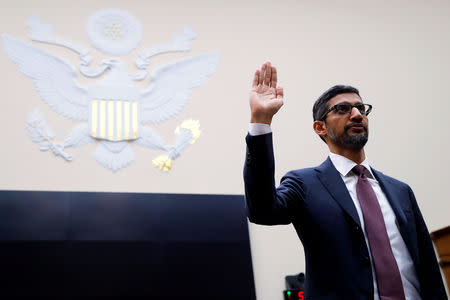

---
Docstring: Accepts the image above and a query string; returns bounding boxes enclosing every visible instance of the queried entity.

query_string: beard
[326,123,368,150]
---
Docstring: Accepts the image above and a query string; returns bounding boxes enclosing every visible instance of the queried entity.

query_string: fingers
[271,66,277,88]
[264,62,272,86]
[257,62,278,87]
[252,70,259,87]
[254,61,279,89]
[259,63,265,85]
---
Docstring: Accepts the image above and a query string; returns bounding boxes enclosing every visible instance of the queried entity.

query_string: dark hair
[312,85,360,121]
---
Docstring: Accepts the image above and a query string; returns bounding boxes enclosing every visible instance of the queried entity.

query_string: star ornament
[85,8,142,56]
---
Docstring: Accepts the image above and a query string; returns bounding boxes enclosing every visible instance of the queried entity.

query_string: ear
[313,120,327,139]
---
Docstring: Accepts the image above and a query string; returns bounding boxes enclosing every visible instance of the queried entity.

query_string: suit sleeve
[407,186,448,299]
[243,133,306,225]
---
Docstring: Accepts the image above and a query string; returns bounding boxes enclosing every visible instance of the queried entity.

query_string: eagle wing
[139,52,219,124]
[2,34,89,120]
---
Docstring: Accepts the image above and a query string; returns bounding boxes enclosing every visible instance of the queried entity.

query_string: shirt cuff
[248,123,272,136]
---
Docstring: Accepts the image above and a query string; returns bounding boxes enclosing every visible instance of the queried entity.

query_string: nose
[349,107,363,121]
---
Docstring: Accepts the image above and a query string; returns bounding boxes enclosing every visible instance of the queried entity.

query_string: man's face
[324,93,369,150]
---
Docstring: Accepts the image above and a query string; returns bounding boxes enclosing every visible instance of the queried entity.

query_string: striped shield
[89,99,140,141]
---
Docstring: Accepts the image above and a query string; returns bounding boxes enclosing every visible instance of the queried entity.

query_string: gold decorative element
[132,101,138,139]
[104,23,123,40]
[175,119,201,144]
[124,101,130,139]
[90,99,139,141]
[152,155,172,172]
[116,101,122,140]
[99,100,106,139]
[108,100,114,141]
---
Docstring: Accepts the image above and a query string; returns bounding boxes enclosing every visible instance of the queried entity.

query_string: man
[243,61,447,300]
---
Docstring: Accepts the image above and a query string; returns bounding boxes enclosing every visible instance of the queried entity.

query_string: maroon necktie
[353,165,406,300]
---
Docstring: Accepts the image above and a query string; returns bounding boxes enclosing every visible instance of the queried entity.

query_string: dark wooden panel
[0,191,255,299]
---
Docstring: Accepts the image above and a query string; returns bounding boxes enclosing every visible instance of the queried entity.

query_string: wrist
[250,114,272,125]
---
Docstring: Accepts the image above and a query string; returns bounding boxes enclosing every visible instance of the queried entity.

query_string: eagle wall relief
[2,9,219,172]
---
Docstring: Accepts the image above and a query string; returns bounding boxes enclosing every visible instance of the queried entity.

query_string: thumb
[276,86,284,99]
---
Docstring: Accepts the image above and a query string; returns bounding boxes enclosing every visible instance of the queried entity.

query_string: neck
[329,145,366,164]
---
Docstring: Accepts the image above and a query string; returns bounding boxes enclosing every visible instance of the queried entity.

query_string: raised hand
[249,61,284,125]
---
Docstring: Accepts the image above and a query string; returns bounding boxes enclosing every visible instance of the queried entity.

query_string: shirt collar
[328,152,374,179]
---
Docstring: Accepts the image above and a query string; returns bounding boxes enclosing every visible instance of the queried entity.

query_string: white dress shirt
[248,123,421,300]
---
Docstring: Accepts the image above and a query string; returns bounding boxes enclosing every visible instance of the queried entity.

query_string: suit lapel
[371,168,420,267]
[315,157,361,227]
[371,168,407,227]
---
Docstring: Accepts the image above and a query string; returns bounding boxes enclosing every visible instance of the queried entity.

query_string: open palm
[249,62,284,125]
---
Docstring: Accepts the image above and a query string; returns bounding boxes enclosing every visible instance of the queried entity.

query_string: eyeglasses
[320,103,372,120]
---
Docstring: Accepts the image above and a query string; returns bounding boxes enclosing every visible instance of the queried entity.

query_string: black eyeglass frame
[320,103,372,121]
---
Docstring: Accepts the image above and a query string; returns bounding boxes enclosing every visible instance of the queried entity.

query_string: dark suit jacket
[244,133,447,300]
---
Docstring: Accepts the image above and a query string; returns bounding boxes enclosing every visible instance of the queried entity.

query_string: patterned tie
[353,165,406,300]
